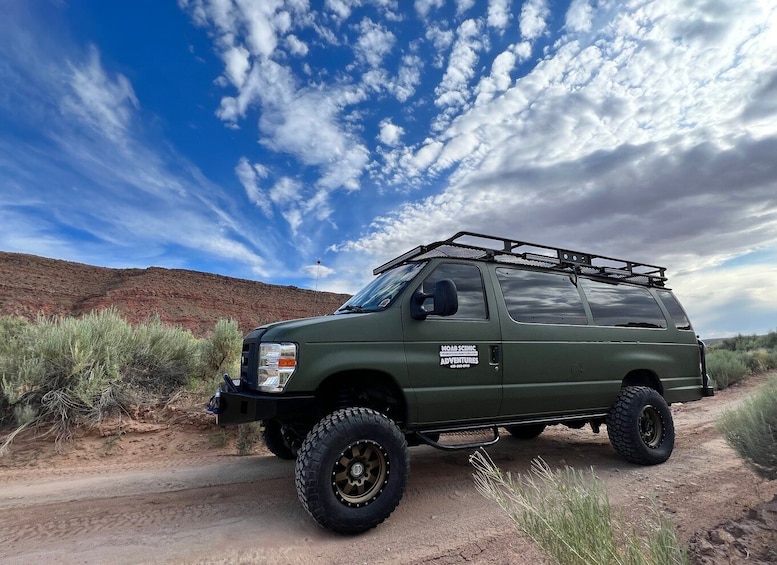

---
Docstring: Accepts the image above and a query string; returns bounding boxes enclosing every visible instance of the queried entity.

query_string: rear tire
[295,407,409,534]
[504,423,546,440]
[607,386,674,465]
[262,419,297,460]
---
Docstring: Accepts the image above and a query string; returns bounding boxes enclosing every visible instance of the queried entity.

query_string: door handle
[490,345,500,364]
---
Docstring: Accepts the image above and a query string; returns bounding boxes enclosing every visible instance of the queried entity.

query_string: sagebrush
[470,451,687,565]
[706,330,777,389]
[718,376,777,480]
[0,308,241,452]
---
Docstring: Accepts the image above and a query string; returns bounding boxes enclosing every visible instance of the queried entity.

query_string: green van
[209,232,713,534]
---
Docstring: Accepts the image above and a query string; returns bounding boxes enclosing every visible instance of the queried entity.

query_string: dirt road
[1,375,775,564]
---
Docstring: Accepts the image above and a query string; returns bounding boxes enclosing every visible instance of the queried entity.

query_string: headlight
[257,342,297,392]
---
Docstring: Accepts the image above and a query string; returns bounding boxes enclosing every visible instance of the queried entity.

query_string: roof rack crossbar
[373,232,668,286]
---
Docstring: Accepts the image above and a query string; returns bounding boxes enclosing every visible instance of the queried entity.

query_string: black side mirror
[410,279,459,320]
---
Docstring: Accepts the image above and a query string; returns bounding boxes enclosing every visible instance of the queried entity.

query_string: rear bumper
[211,390,315,426]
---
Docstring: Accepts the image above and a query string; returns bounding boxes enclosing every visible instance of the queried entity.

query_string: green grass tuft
[470,451,688,565]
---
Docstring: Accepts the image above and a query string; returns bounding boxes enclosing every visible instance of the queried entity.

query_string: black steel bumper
[210,389,315,426]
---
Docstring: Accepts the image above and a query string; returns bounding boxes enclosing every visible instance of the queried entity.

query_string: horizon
[1,1,776,338]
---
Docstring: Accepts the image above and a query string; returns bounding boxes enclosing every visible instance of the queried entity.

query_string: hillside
[0,251,350,336]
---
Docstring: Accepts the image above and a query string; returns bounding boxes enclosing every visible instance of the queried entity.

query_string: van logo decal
[439,344,479,369]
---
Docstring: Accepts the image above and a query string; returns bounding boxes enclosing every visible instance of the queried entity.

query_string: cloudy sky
[1,0,776,338]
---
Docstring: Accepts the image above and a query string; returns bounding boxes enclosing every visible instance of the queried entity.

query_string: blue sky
[1,0,776,338]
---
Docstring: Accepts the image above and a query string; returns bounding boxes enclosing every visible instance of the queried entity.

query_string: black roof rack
[373,231,667,287]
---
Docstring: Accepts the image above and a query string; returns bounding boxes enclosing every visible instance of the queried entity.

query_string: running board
[416,427,500,451]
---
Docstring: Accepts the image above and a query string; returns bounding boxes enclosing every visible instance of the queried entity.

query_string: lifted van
[209,232,714,534]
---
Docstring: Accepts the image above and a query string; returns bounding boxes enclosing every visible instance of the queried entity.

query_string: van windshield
[335,262,426,314]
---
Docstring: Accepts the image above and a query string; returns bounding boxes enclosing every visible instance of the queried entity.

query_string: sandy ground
[1,374,775,565]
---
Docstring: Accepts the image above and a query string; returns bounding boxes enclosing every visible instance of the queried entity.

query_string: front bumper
[209,388,315,426]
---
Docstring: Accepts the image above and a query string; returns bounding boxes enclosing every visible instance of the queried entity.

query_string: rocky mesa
[0,251,351,336]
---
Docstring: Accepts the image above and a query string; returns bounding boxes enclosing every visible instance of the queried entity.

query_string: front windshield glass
[336,262,426,314]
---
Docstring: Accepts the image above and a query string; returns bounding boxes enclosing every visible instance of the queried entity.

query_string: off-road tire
[295,407,409,534]
[504,423,546,440]
[262,419,297,460]
[607,386,674,465]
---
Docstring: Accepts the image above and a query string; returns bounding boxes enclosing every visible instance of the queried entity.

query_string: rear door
[402,261,502,426]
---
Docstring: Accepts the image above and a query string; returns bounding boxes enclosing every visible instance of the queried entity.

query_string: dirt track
[1,375,776,564]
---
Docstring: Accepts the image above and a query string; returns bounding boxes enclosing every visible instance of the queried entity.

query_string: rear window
[496,268,588,325]
[656,290,692,330]
[580,279,667,329]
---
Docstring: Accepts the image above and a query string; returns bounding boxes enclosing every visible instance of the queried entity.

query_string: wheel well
[316,370,408,427]
[622,370,664,396]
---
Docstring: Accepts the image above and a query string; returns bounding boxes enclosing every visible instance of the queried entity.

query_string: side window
[656,290,692,330]
[422,263,487,319]
[496,268,588,325]
[581,279,667,329]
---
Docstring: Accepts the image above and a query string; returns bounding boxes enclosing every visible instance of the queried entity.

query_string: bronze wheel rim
[332,440,389,507]
[639,405,663,448]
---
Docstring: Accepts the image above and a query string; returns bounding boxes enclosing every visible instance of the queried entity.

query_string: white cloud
[520,0,550,41]
[61,46,139,143]
[435,19,483,109]
[455,0,475,16]
[223,45,251,87]
[302,261,336,279]
[355,18,396,67]
[414,0,444,19]
[487,0,511,31]
[378,119,404,145]
[390,54,423,101]
[235,157,272,215]
[286,34,309,56]
[270,176,301,205]
[234,0,285,58]
[565,0,593,33]
[474,47,517,104]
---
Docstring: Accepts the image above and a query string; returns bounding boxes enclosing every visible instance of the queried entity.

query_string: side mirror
[410,279,458,320]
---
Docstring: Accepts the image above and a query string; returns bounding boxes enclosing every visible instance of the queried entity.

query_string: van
[209,231,714,533]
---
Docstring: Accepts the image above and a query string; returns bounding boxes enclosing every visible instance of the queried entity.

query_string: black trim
[215,390,315,426]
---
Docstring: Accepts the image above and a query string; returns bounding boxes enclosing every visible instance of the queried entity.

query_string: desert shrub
[236,422,262,456]
[718,376,777,480]
[0,308,219,452]
[1,309,136,447]
[717,331,777,353]
[470,451,687,565]
[706,349,750,389]
[124,315,202,393]
[200,318,242,379]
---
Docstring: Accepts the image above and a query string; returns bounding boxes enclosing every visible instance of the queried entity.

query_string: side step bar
[416,427,500,451]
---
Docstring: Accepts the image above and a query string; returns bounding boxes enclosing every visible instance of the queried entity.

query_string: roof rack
[373,231,667,287]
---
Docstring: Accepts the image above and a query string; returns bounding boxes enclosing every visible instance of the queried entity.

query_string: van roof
[374,231,667,287]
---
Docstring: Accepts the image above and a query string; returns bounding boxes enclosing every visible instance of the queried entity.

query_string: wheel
[504,423,546,439]
[262,419,297,460]
[607,386,675,465]
[295,407,409,534]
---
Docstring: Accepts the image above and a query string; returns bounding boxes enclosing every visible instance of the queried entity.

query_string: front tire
[262,419,297,460]
[295,407,409,534]
[607,386,675,465]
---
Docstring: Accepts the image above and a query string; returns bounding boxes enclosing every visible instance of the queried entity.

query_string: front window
[336,262,426,314]
[420,262,487,319]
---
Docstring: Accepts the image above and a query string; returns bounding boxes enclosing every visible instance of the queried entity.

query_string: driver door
[402,262,502,426]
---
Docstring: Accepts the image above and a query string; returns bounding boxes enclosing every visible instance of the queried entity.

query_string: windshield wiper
[337,304,368,313]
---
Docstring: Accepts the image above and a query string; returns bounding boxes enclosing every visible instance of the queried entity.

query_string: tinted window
[581,279,667,328]
[657,290,692,330]
[496,268,588,325]
[422,263,487,319]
